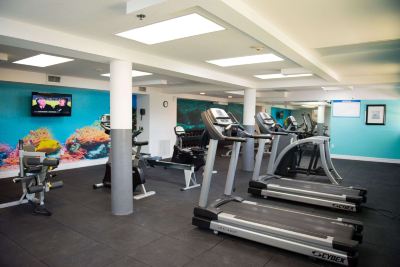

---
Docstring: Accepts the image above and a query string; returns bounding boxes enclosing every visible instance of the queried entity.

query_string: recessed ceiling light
[228,95,233,98]
[116,13,225,45]
[301,104,316,108]
[13,54,74,67]
[101,70,153,77]
[254,73,312,79]
[200,92,206,95]
[207,53,283,67]
[321,86,345,91]
[225,90,244,95]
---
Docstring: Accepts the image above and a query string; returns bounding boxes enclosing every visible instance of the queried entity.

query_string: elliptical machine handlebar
[132,128,149,147]
[264,124,289,135]
[280,127,302,135]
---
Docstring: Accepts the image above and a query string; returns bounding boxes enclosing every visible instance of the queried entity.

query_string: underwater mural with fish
[177,98,244,130]
[0,122,110,170]
[0,81,137,174]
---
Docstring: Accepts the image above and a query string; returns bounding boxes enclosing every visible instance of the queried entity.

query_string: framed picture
[366,104,386,125]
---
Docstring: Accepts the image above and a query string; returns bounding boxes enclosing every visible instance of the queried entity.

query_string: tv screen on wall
[31,92,72,116]
[276,111,284,119]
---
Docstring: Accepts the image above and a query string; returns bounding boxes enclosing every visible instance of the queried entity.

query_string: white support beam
[200,0,340,82]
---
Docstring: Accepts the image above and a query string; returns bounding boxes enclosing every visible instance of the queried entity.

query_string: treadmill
[249,112,367,212]
[193,108,363,266]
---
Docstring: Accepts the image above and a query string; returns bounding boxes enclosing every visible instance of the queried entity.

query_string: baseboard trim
[0,158,107,179]
[331,154,400,164]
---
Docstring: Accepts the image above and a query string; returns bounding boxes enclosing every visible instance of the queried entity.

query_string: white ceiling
[0,0,399,102]
[0,44,195,86]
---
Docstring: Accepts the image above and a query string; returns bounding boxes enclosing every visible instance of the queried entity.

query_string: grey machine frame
[249,112,366,212]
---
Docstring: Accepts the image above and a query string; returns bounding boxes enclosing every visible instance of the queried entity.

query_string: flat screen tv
[276,111,284,119]
[31,92,72,116]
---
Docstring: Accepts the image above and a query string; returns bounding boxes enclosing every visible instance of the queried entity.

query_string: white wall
[0,67,109,90]
[136,91,177,158]
[149,92,177,158]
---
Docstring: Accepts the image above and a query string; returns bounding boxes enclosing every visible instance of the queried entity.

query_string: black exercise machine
[145,126,205,190]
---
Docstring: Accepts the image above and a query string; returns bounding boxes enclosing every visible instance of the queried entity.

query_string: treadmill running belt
[220,201,355,240]
[264,178,361,196]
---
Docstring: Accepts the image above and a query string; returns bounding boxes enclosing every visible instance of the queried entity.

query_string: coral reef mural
[0,123,111,170]
[63,126,110,161]
[0,81,140,174]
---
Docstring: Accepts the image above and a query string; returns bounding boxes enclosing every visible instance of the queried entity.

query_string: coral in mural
[0,128,62,170]
[23,128,62,157]
[0,144,13,167]
[63,126,110,161]
[23,128,54,147]
[1,148,19,170]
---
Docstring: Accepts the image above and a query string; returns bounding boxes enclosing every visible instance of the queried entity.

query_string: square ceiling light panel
[101,70,153,77]
[116,13,225,44]
[322,86,345,91]
[207,53,283,67]
[254,73,313,79]
[13,54,74,67]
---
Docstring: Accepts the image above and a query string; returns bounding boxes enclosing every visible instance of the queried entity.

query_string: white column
[242,88,256,171]
[110,59,133,215]
[317,105,325,136]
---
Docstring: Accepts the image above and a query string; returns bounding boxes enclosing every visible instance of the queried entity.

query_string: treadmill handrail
[245,133,272,139]
[224,136,247,142]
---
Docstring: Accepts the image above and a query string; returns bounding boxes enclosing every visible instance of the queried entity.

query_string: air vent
[47,75,61,83]
[139,86,147,92]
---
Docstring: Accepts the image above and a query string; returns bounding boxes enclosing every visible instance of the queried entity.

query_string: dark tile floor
[1,155,399,267]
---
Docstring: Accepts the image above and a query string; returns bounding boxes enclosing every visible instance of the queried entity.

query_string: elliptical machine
[93,115,155,200]
[284,116,309,139]
[171,126,205,172]
[0,140,63,215]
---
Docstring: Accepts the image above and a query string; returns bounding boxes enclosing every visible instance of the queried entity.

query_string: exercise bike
[93,114,155,200]
[0,140,63,216]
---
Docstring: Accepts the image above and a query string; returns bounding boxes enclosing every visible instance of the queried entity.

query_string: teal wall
[330,100,400,159]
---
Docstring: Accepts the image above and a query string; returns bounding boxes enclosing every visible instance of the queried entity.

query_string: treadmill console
[174,126,186,136]
[260,112,275,128]
[202,108,237,141]
[288,116,298,126]
[210,108,233,126]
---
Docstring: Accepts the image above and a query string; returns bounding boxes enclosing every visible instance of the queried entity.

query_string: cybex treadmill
[192,108,363,266]
[249,112,367,212]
